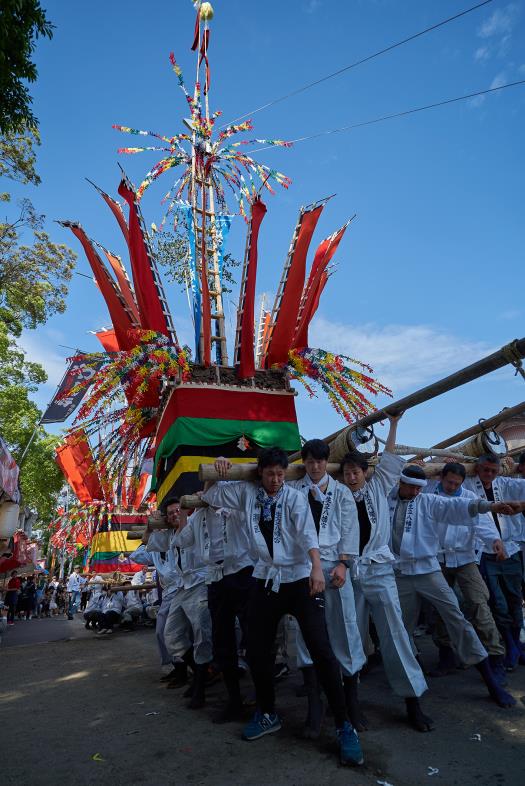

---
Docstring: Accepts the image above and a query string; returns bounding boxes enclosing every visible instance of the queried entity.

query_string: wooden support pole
[430,400,525,450]
[198,462,341,482]
[318,338,525,454]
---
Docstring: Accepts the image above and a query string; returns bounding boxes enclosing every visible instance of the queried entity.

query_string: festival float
[48,1,525,561]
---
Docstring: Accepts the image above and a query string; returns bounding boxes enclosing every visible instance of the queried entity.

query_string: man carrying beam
[464,454,525,669]
[341,416,432,733]
[288,438,366,735]
[388,464,519,708]
[203,447,364,767]
[423,463,506,684]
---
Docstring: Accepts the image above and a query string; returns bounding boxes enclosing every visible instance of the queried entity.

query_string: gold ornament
[200,2,214,21]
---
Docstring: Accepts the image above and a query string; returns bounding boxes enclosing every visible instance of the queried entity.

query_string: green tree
[1,129,76,336]
[0,0,54,134]
[0,127,75,525]
[154,227,240,295]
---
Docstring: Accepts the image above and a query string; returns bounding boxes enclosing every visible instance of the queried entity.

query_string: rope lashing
[502,340,525,382]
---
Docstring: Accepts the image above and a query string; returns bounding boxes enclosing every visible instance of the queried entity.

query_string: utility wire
[220,0,494,128]
[243,79,525,154]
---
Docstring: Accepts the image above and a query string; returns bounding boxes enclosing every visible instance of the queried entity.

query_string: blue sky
[13,0,525,448]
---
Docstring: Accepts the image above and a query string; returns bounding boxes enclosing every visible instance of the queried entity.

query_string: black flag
[40,355,103,424]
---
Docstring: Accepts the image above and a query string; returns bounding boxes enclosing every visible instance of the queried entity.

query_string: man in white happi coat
[204,446,364,767]
[389,464,518,708]
[464,453,525,669]
[423,462,506,683]
[173,489,254,723]
[342,414,432,732]
[147,498,213,709]
[289,438,366,734]
[130,519,186,684]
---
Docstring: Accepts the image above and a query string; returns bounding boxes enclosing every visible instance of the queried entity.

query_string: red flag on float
[235,198,267,379]
[59,222,137,351]
[118,178,173,339]
[293,222,349,349]
[55,431,105,503]
[264,202,325,367]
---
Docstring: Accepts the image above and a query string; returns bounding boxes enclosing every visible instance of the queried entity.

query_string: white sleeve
[473,512,500,549]
[371,451,405,497]
[337,486,359,556]
[173,516,197,548]
[128,545,154,565]
[427,496,474,526]
[202,480,246,512]
[499,477,525,500]
[146,530,172,553]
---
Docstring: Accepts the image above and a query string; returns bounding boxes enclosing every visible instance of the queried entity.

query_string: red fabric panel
[96,329,120,353]
[55,445,91,503]
[66,431,105,502]
[99,188,130,245]
[237,198,267,379]
[102,249,140,322]
[265,205,324,367]
[156,387,297,446]
[130,473,149,509]
[118,180,171,337]
[293,225,348,349]
[68,225,134,351]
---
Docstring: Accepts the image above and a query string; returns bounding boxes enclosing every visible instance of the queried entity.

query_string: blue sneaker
[337,721,364,766]
[242,711,281,741]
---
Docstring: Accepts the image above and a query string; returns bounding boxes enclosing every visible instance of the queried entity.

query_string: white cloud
[467,94,486,109]
[474,46,490,62]
[305,0,321,12]
[490,72,507,89]
[499,308,521,320]
[308,317,492,395]
[478,5,519,38]
[19,332,68,388]
[518,64,525,75]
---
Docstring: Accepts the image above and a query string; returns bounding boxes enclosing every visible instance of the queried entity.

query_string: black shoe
[187,663,209,709]
[405,697,435,732]
[164,661,188,687]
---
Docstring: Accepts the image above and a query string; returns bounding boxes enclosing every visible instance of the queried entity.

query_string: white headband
[400,472,427,487]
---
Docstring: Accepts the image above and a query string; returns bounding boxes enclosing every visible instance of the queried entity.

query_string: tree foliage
[154,227,240,295]
[0,128,76,336]
[0,127,74,525]
[0,0,54,134]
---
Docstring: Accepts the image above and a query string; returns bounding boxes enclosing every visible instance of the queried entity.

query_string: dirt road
[1,619,524,786]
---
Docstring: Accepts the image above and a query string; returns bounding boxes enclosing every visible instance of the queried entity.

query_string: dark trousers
[100,610,121,630]
[247,578,347,726]
[481,552,523,630]
[208,566,254,673]
[84,610,102,627]
[6,591,17,623]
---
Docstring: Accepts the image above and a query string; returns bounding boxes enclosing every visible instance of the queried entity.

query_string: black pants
[247,578,347,726]
[208,566,254,672]
[6,591,17,623]
[100,610,121,630]
[84,610,102,627]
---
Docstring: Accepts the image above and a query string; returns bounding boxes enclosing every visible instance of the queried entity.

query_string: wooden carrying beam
[320,338,525,455]
[431,401,525,450]
[198,462,341,482]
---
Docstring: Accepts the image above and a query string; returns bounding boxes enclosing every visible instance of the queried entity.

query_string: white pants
[353,562,428,697]
[156,588,179,666]
[396,571,487,666]
[296,561,366,676]
[164,583,212,665]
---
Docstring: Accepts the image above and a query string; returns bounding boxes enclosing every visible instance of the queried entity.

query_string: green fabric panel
[153,417,301,482]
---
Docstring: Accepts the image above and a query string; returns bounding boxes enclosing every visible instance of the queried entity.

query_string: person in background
[83,576,105,630]
[97,586,124,634]
[19,576,36,620]
[66,566,83,620]
[5,570,21,626]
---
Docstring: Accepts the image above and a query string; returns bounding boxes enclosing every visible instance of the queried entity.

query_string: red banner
[237,198,267,379]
